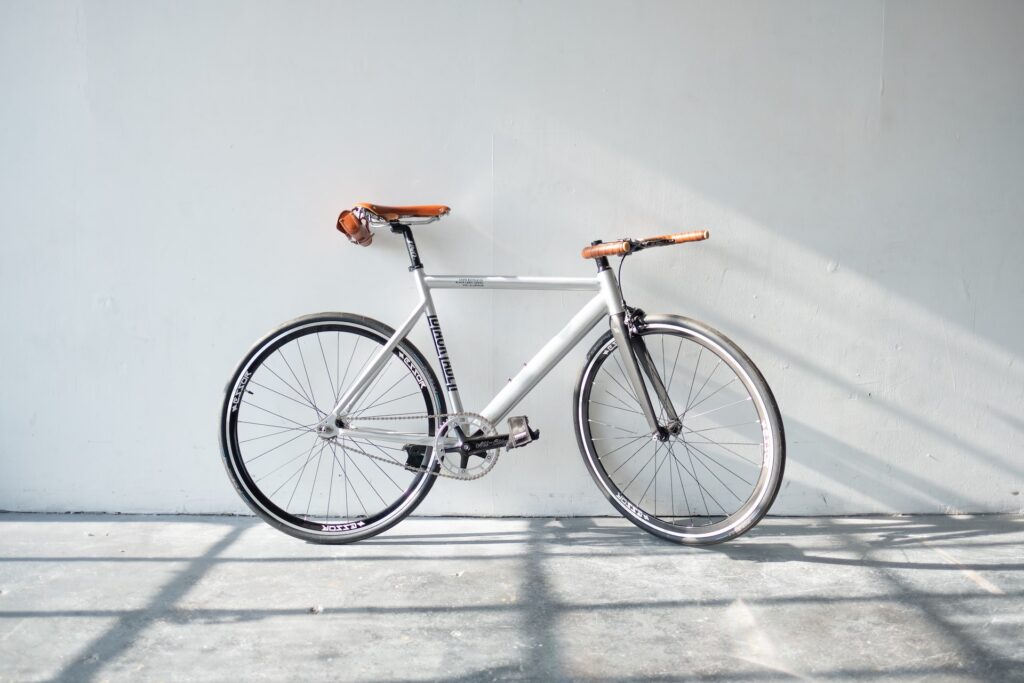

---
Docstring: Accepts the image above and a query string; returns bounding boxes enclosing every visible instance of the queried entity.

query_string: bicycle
[219,203,785,545]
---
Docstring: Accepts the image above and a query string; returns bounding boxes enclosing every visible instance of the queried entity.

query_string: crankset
[434,413,501,480]
[429,413,541,480]
[342,411,539,481]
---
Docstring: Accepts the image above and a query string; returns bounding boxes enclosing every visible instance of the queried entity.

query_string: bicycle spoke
[590,399,643,415]
[305,443,326,516]
[686,377,737,413]
[349,362,393,415]
[669,446,692,525]
[296,338,319,412]
[346,437,405,466]
[686,399,753,420]
[597,434,647,459]
[638,442,666,504]
[286,441,325,510]
[249,379,323,414]
[686,358,722,413]
[340,445,389,506]
[588,419,643,435]
[361,444,407,492]
[332,441,367,517]
[601,387,639,412]
[666,337,683,394]
[667,440,675,520]
[684,417,758,432]
[351,369,412,417]
[607,438,652,476]
[684,441,745,502]
[269,439,321,498]
[237,420,317,436]
[276,349,319,414]
[352,390,421,416]
[683,346,703,411]
[327,447,335,521]
[621,446,660,493]
[684,438,760,446]
[660,336,667,394]
[255,442,318,483]
[240,426,306,444]
[336,336,360,405]
[683,439,754,487]
[348,438,405,452]
[262,363,321,414]
[316,333,337,403]
[683,431,761,466]
[245,429,317,465]
[242,400,317,431]
[669,441,718,516]
[608,355,640,404]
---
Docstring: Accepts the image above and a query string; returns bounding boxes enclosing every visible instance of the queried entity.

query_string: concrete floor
[0,514,1021,682]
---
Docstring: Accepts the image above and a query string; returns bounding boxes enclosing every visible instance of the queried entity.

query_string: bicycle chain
[338,412,501,481]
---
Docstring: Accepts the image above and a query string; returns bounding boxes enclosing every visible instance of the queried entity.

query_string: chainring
[434,413,501,480]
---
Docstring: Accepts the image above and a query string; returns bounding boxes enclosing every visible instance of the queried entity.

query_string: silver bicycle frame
[329,269,628,447]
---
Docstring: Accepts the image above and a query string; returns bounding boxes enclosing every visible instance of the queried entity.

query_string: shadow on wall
[482,2,1024,515]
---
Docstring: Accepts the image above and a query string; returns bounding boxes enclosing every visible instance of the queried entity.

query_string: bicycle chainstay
[341,412,502,481]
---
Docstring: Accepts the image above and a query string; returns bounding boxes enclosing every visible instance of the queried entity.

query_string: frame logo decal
[427,315,458,391]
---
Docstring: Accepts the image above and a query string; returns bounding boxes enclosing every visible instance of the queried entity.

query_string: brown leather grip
[581,241,632,259]
[653,230,710,244]
[337,210,373,246]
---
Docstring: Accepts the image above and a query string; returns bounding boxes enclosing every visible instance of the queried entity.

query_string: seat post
[391,223,423,271]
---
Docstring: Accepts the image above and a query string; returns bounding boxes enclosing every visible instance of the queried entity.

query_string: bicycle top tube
[422,275,600,291]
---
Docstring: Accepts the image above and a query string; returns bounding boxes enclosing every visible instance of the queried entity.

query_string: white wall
[2,1,1022,516]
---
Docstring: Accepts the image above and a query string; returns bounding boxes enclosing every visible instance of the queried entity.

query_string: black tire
[219,313,446,543]
[574,314,785,545]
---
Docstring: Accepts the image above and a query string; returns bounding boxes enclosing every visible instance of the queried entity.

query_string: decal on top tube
[427,315,458,391]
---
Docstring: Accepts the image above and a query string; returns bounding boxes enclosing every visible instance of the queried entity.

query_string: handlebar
[581,230,709,260]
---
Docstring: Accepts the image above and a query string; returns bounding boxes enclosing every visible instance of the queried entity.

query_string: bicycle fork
[607,309,681,441]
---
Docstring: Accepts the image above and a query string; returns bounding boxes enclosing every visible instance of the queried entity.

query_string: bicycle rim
[576,317,783,543]
[221,315,444,539]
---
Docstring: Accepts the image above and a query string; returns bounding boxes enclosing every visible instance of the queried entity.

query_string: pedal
[402,444,428,472]
[505,416,540,449]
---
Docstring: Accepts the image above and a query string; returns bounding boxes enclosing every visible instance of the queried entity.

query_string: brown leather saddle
[337,203,451,246]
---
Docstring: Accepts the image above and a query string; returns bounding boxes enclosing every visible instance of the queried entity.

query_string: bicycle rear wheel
[220,313,446,543]
[574,315,785,545]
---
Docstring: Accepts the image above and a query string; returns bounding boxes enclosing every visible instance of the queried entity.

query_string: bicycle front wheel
[574,315,785,545]
[220,313,446,543]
